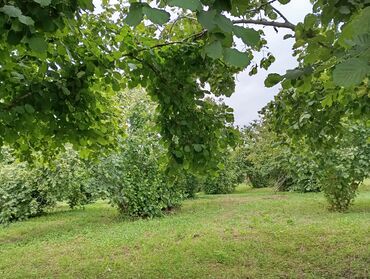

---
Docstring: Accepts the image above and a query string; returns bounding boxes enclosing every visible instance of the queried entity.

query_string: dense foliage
[2,0,367,168]
[0,0,369,214]
[0,146,95,224]
[237,122,320,192]
[89,94,184,218]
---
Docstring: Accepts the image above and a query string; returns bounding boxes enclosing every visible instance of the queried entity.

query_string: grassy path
[1,185,370,278]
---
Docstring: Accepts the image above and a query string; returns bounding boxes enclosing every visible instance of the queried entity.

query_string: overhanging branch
[233,19,295,31]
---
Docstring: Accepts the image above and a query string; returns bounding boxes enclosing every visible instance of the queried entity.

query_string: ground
[1,183,370,279]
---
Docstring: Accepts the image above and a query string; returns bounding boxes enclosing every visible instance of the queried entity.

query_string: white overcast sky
[226,1,312,126]
[94,0,312,126]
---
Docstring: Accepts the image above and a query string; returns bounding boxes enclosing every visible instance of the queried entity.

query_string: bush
[319,142,369,211]
[90,92,184,218]
[202,172,237,194]
[39,147,97,209]
[91,136,183,218]
[0,162,56,224]
[174,171,202,199]
[202,153,239,194]
[0,147,97,224]
[239,123,321,192]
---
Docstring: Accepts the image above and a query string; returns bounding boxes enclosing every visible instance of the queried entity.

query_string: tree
[262,84,370,210]
[0,0,368,171]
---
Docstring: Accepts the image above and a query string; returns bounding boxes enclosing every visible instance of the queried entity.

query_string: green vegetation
[1,183,369,278]
[0,1,369,276]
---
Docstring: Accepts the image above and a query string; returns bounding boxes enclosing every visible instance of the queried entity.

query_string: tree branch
[232,19,295,30]
[271,6,293,26]
[122,30,207,58]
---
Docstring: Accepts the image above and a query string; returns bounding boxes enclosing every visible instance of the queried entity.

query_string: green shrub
[202,156,239,194]
[174,172,202,199]
[0,147,97,224]
[39,147,97,209]
[0,162,56,224]
[90,92,184,218]
[320,143,369,211]
[91,136,183,218]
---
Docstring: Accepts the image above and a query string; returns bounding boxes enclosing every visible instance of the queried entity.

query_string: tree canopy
[0,0,369,168]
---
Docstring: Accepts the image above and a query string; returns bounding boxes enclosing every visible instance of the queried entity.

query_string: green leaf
[24,104,35,114]
[125,5,143,27]
[284,68,305,79]
[278,0,290,4]
[303,14,317,28]
[339,6,351,15]
[168,0,202,11]
[265,73,283,88]
[213,0,232,11]
[0,5,22,18]
[333,58,370,88]
[33,0,52,7]
[204,40,223,59]
[28,36,48,53]
[214,14,233,33]
[193,144,202,152]
[7,31,23,45]
[233,26,260,47]
[77,0,94,11]
[223,48,251,68]
[143,6,170,25]
[197,10,217,30]
[18,15,34,26]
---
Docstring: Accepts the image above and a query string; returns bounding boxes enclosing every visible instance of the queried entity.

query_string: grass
[1,182,370,278]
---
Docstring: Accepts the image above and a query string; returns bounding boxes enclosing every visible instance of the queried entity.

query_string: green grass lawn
[1,183,370,279]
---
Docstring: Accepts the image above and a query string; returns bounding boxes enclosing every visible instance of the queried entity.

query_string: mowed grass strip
[1,183,369,279]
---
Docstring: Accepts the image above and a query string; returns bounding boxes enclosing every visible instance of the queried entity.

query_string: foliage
[1,0,369,211]
[174,171,202,199]
[0,146,96,224]
[237,122,319,192]
[38,146,97,209]
[202,149,239,194]
[0,0,242,169]
[264,85,370,210]
[0,149,56,224]
[0,0,123,160]
[316,122,370,211]
[90,91,183,218]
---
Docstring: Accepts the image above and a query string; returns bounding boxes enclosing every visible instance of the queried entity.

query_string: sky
[93,0,312,126]
[225,1,312,126]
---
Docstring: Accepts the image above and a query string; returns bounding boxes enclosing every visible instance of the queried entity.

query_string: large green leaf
[33,0,52,7]
[197,10,217,30]
[28,36,48,53]
[77,0,94,11]
[0,5,22,17]
[284,68,305,79]
[265,73,283,88]
[168,0,202,11]
[233,26,260,47]
[223,48,251,68]
[333,58,370,87]
[143,6,170,25]
[125,5,144,27]
[204,40,223,59]
[18,15,35,26]
[214,14,233,33]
